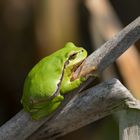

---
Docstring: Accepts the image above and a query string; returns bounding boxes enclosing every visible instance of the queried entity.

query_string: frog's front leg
[60,76,84,94]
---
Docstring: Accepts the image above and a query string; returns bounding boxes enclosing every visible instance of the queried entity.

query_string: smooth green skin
[21,42,87,120]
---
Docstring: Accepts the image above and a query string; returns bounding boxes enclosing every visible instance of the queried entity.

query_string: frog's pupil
[69,53,77,60]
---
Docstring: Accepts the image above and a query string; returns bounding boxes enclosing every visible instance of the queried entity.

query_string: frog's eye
[69,53,77,60]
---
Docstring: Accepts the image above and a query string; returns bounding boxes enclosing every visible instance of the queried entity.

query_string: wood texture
[118,109,140,140]
[75,16,140,78]
[0,79,139,140]
[28,79,140,140]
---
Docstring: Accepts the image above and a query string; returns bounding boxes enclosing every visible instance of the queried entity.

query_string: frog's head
[64,42,87,68]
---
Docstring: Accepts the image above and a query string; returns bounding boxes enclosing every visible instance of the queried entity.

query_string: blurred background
[0,0,140,139]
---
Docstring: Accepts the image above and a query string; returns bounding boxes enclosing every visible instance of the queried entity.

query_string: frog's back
[22,54,64,108]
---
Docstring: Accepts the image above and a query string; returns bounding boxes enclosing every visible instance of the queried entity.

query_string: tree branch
[73,16,140,79]
[28,79,140,140]
[0,79,140,140]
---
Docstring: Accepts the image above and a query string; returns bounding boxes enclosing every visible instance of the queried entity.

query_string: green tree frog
[21,42,87,120]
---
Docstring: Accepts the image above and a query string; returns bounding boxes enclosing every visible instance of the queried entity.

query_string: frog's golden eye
[69,53,77,60]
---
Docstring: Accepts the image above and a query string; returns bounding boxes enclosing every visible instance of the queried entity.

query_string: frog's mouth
[66,52,87,81]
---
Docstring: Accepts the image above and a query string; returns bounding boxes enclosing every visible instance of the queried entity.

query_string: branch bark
[28,79,140,140]
[118,109,140,140]
[0,79,140,140]
[74,16,140,79]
